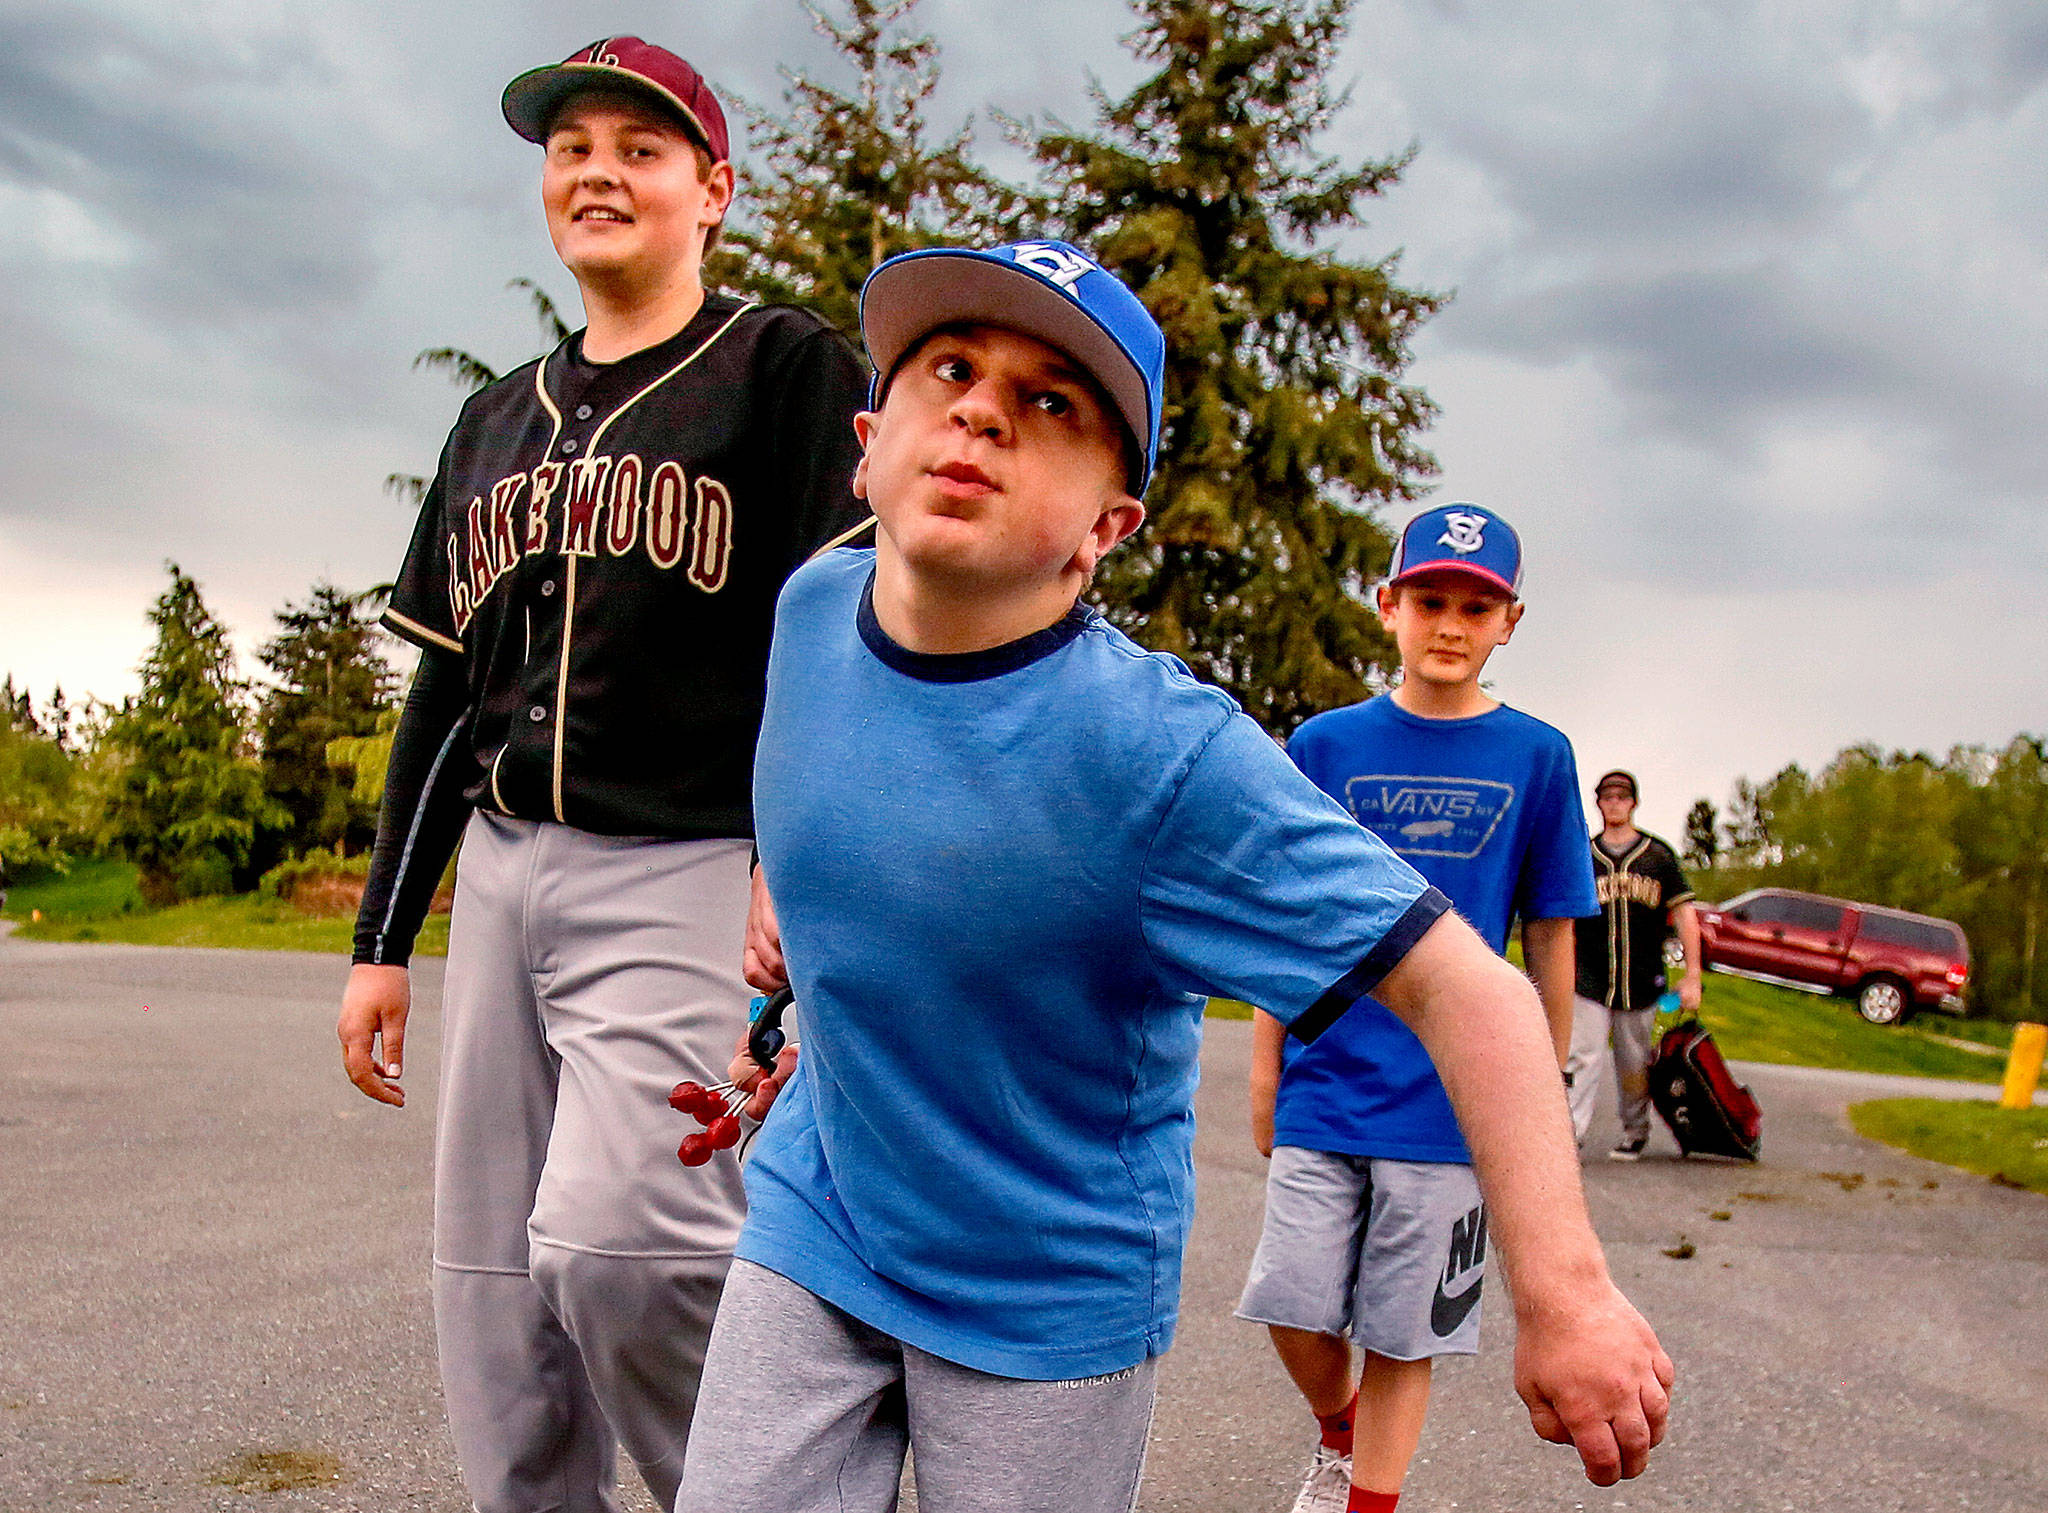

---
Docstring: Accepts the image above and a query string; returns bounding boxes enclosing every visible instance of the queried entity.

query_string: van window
[1857,912,1959,956]
[1780,898,1846,933]
[1737,894,1793,925]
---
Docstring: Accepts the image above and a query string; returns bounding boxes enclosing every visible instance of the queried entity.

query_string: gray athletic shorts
[1235,1147,1487,1360]
[677,1260,1157,1513]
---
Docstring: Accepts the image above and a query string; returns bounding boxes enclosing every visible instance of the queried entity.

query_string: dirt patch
[1818,1171,1866,1193]
[204,1448,344,1493]
[285,875,452,917]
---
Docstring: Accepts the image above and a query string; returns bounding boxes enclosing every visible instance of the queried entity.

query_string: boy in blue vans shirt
[1237,503,1599,1513]
[678,247,1669,1513]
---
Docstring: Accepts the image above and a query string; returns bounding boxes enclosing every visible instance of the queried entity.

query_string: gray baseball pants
[677,1261,1158,1513]
[434,812,753,1513]
[1565,992,1656,1143]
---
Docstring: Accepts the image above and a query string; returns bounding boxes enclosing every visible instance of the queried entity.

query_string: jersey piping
[384,606,462,655]
[546,302,758,823]
[810,513,879,558]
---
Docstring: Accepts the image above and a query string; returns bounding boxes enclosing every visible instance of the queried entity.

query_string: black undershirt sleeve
[352,649,477,967]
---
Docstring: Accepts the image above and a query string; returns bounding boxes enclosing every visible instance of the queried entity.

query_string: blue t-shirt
[1274,696,1598,1163]
[742,550,1447,1380]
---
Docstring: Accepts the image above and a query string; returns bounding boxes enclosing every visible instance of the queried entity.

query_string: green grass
[2,857,146,920]
[1849,1098,2048,1196]
[1206,969,2011,1085]
[6,861,448,957]
[1690,971,2006,1083]
[1914,1016,2017,1052]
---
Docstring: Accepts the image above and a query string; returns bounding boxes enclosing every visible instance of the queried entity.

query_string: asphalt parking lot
[2,932,2043,1511]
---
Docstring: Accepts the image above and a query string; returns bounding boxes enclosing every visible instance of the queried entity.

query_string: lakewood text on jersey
[448,452,734,635]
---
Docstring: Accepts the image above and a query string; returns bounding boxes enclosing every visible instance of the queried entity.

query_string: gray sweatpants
[677,1261,1158,1513]
[1565,993,1656,1143]
[434,812,753,1513]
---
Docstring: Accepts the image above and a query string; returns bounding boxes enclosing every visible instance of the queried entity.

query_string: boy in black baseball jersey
[1567,770,1702,1157]
[336,38,870,1513]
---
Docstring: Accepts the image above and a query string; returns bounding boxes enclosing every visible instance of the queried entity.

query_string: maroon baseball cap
[502,37,730,160]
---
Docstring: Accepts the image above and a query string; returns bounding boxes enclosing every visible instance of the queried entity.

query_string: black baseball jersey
[1573,832,1694,1012]
[381,294,871,839]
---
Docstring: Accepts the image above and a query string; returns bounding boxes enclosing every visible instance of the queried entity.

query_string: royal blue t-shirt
[1274,696,1598,1163]
[741,550,1448,1379]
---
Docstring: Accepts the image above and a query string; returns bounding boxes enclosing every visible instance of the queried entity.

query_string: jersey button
[540,580,556,597]
[528,705,547,723]
[575,404,593,420]
[561,438,580,454]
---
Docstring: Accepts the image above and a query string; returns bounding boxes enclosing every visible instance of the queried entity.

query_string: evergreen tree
[257,583,399,855]
[43,686,72,752]
[3,674,39,735]
[1683,798,1719,871]
[0,695,77,875]
[705,0,1032,339]
[1034,0,1443,734]
[99,565,286,903]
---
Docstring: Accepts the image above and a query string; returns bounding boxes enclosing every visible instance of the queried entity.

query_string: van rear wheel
[1856,976,1911,1026]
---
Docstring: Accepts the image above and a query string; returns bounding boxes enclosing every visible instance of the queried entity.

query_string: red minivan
[1694,888,1970,1025]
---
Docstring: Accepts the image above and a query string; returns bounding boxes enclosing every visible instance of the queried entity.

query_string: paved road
[2,935,2043,1511]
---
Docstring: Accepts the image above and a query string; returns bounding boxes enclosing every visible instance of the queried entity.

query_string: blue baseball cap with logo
[858,240,1165,494]
[1387,503,1524,599]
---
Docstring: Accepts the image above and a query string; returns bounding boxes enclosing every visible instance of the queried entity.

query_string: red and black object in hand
[668,988,797,1166]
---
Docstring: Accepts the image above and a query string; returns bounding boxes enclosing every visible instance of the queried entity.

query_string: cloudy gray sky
[2,0,2042,843]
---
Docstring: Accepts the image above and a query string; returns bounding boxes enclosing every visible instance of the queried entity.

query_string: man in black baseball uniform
[1566,769,1702,1158]
[336,37,870,1513]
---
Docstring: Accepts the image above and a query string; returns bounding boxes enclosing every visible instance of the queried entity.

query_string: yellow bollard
[1999,1022,2047,1110]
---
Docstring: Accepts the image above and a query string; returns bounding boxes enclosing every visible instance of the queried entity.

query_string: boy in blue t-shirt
[1236,503,1598,1513]
[677,244,1668,1513]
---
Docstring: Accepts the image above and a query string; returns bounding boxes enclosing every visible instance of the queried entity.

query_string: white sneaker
[1288,1443,1352,1513]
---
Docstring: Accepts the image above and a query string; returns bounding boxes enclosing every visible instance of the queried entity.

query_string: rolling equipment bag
[1650,1017,1762,1161]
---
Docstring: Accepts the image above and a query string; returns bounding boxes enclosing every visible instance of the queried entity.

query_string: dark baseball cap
[503,37,730,160]
[1388,503,1523,598]
[1594,769,1639,799]
[859,240,1166,494]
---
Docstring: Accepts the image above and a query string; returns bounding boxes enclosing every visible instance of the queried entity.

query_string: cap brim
[502,63,718,153]
[860,249,1151,490]
[1388,562,1519,598]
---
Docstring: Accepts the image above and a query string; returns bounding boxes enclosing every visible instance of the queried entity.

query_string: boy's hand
[1676,976,1702,1014]
[744,864,788,993]
[728,1033,800,1122]
[1514,1283,1674,1485]
[339,963,410,1107]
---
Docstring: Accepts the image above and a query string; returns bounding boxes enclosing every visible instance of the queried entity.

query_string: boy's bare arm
[1248,1009,1285,1157]
[1520,916,1579,1066]
[1670,901,1702,1011]
[1374,912,1674,1486]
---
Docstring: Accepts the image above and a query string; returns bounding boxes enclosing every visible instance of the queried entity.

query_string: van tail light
[1945,966,1968,986]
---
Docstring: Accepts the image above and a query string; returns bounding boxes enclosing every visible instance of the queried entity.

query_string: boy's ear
[1497,599,1526,644]
[700,160,736,230]
[1072,498,1146,579]
[850,411,879,501]
[1375,582,1400,627]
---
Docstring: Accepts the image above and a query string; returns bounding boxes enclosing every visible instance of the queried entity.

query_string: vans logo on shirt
[1430,1203,1487,1337]
[1344,776,1515,861]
